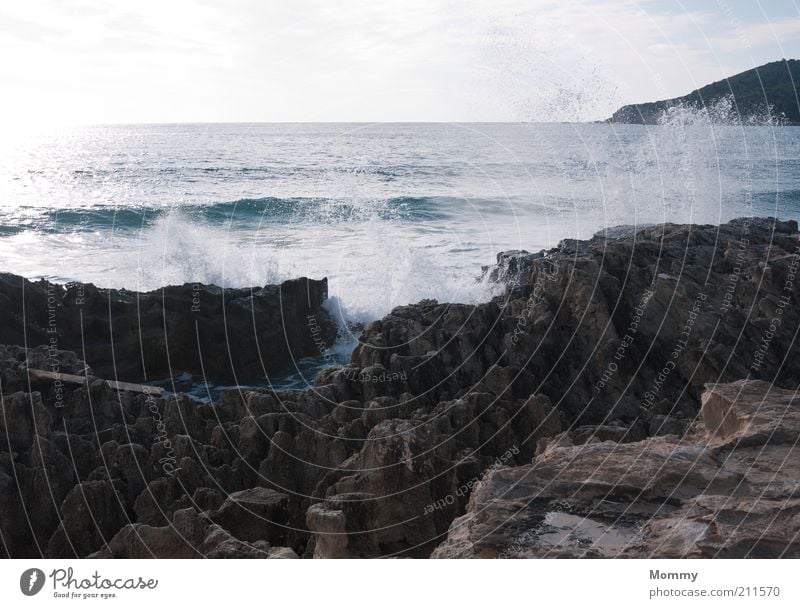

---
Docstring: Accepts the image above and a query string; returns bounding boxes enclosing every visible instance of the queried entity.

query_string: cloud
[708,17,800,51]
[0,0,797,123]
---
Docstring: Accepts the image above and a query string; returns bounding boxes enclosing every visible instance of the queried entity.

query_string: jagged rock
[306,501,350,558]
[133,477,190,526]
[204,536,298,559]
[0,273,337,383]
[47,480,129,557]
[307,419,457,557]
[92,508,209,558]
[700,379,800,446]
[92,507,297,559]
[211,487,290,545]
[355,218,800,426]
[2,219,799,559]
[0,391,50,451]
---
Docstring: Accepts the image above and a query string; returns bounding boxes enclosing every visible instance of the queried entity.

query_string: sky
[0,0,799,124]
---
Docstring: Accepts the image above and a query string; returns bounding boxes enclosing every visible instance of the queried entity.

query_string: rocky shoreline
[1,217,799,558]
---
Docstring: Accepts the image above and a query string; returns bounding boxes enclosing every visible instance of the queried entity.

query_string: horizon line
[10,119,608,129]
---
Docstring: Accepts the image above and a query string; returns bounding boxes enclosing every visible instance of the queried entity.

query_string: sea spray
[0,123,795,327]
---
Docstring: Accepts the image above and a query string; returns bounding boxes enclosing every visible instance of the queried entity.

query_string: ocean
[2,120,799,334]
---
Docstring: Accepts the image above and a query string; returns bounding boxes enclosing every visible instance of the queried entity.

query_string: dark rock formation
[89,507,298,559]
[1,218,798,558]
[0,274,337,383]
[351,217,800,431]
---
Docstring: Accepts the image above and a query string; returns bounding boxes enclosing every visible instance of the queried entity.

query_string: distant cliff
[608,59,800,124]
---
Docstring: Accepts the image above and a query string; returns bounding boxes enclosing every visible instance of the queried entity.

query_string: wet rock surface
[1,218,798,558]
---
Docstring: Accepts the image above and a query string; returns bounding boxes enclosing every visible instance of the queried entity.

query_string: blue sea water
[2,120,800,329]
[3,119,800,393]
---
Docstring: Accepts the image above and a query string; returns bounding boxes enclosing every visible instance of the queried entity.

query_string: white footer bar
[0,559,796,607]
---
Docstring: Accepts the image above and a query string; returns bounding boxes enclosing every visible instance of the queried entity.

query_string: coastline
[2,217,799,558]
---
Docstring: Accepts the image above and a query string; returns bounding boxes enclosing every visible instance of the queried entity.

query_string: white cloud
[0,0,797,123]
[707,17,800,51]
